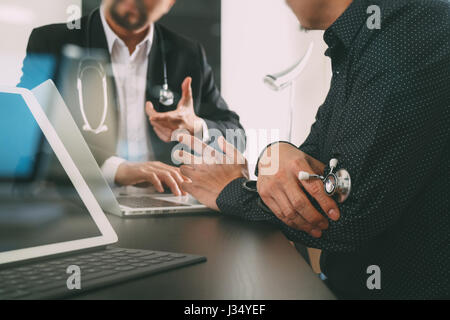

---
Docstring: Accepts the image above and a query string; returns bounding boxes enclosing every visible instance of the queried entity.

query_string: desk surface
[75,212,336,300]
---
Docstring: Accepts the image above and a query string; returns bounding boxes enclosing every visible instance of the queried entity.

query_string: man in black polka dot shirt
[177,0,450,299]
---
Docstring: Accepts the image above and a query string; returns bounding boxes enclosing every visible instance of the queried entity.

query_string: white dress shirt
[99,7,153,185]
[99,8,209,186]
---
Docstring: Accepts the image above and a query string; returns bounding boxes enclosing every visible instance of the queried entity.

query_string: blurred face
[285,0,325,30]
[105,0,175,30]
[285,0,352,30]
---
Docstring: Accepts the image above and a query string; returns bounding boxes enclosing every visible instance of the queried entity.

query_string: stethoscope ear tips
[298,171,311,181]
[298,171,324,181]
[329,158,338,169]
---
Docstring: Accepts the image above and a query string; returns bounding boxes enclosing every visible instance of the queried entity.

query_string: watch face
[242,180,257,192]
[324,174,336,195]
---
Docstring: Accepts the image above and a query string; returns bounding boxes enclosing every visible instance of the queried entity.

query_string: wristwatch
[241,179,274,214]
[242,179,258,193]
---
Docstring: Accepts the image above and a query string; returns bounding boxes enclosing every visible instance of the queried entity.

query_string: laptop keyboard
[0,247,205,300]
[117,196,189,208]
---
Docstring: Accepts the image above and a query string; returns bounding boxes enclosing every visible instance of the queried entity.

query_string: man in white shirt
[19,0,245,196]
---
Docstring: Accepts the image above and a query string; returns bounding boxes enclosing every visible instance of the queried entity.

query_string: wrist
[220,169,247,192]
[255,141,300,176]
[193,117,205,136]
[216,177,248,213]
[115,161,138,186]
[114,162,128,186]
[186,115,203,136]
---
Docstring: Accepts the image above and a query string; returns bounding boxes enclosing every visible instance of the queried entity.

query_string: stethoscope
[78,9,174,135]
[298,158,351,203]
[246,157,352,215]
[77,58,109,134]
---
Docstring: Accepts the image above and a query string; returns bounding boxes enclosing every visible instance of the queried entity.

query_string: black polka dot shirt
[216,0,450,299]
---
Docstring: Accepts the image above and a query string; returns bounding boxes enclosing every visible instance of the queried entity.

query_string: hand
[174,134,249,211]
[115,161,188,196]
[146,77,204,142]
[257,143,340,238]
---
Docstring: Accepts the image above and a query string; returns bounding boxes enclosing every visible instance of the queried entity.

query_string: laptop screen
[0,92,102,255]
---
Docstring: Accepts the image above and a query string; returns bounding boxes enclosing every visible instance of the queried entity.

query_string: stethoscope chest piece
[323,168,351,203]
[78,10,175,134]
[159,84,175,106]
[299,158,352,203]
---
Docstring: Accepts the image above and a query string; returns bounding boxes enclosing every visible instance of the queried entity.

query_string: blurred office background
[0,0,82,86]
[222,0,331,174]
[0,0,331,177]
[82,0,222,87]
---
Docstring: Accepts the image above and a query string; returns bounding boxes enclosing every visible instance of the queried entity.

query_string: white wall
[222,0,332,176]
[0,0,81,86]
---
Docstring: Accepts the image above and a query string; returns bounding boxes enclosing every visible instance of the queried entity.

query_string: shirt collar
[323,0,369,51]
[100,5,154,56]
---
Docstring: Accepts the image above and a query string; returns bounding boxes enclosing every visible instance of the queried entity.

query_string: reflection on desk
[75,213,336,300]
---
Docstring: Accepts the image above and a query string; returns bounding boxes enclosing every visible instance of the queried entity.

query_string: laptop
[32,79,210,217]
[0,85,206,300]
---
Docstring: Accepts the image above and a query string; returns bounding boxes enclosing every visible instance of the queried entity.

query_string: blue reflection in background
[0,92,41,179]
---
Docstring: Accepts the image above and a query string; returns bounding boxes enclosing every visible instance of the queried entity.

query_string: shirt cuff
[101,156,126,186]
[216,177,274,221]
[216,177,248,214]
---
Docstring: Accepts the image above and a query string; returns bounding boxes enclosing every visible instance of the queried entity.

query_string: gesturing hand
[257,143,340,238]
[173,134,249,211]
[146,77,204,142]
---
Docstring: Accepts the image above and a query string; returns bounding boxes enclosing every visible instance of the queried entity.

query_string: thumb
[178,77,192,108]
[145,101,156,118]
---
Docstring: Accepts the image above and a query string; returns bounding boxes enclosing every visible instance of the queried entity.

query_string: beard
[109,0,148,31]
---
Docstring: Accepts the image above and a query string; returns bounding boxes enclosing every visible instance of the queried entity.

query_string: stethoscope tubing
[78,8,174,135]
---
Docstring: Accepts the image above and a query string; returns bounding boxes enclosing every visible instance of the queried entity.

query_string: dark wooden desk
[75,212,336,299]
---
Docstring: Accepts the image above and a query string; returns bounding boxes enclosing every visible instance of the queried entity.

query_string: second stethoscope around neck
[78,9,175,135]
